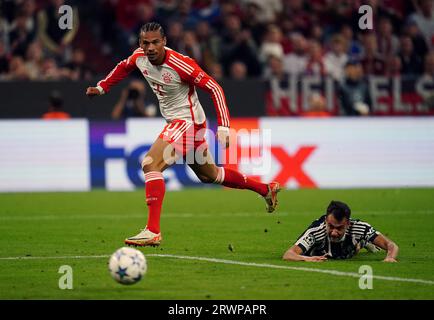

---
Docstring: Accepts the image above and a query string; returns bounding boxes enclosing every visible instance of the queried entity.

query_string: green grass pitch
[0,188,433,299]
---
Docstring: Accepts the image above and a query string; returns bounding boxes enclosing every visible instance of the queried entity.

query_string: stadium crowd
[1,0,433,81]
[1,0,433,116]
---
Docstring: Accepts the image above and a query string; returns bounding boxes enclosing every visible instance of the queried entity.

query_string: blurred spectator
[195,21,220,71]
[40,57,61,80]
[304,40,326,76]
[37,0,79,61]
[381,0,408,28]
[324,34,349,81]
[229,61,247,80]
[377,17,399,57]
[279,18,296,54]
[360,33,386,75]
[0,42,9,75]
[422,51,434,80]
[419,51,434,109]
[399,35,424,75]
[130,2,157,46]
[340,24,363,59]
[338,60,372,116]
[243,0,282,24]
[42,90,70,119]
[96,0,118,56]
[116,0,154,32]
[240,1,267,46]
[21,0,38,30]
[169,0,198,30]
[9,10,36,58]
[259,24,284,64]
[62,47,93,80]
[217,0,243,23]
[281,0,312,35]
[24,41,44,79]
[5,55,30,80]
[309,25,324,44]
[386,55,403,77]
[178,30,202,63]
[155,0,178,29]
[0,14,8,52]
[166,21,184,52]
[404,20,429,58]
[283,33,307,75]
[189,0,221,24]
[219,14,261,76]
[208,62,223,80]
[265,55,292,116]
[408,0,434,49]
[112,80,157,119]
[301,93,331,117]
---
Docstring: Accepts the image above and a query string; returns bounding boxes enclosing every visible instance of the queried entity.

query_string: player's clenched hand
[216,126,230,149]
[304,255,328,262]
[86,87,103,97]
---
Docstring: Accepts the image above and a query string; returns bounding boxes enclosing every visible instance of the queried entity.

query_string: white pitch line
[0,212,290,220]
[149,254,434,286]
[0,255,109,261]
[0,210,433,221]
[0,253,433,286]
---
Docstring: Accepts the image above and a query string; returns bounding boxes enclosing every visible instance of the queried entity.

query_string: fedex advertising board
[0,118,433,192]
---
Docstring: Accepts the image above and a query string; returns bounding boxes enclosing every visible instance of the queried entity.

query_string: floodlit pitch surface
[0,188,433,299]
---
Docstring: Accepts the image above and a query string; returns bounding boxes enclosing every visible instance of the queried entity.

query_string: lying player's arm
[282,245,328,262]
[372,234,399,262]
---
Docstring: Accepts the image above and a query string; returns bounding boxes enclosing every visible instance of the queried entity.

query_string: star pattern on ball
[130,254,142,266]
[115,251,123,261]
[116,266,128,279]
[133,274,142,282]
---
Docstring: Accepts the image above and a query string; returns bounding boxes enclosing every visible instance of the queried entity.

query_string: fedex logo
[89,121,205,190]
[89,120,317,190]
[227,119,317,188]
[226,144,317,189]
[270,146,317,188]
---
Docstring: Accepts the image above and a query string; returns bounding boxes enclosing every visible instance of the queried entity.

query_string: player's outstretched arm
[372,234,399,262]
[86,49,142,97]
[86,87,103,97]
[283,245,327,262]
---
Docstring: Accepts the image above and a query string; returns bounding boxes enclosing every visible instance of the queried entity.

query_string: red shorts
[159,120,208,156]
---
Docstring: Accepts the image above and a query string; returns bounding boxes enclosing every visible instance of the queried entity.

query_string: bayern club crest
[162,72,173,84]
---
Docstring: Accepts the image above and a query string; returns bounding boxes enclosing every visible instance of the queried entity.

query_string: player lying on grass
[283,201,399,262]
[86,22,280,247]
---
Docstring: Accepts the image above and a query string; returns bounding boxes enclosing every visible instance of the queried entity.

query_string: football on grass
[108,247,147,285]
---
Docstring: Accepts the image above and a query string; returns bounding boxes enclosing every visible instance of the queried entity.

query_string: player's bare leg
[189,147,280,213]
[125,137,178,247]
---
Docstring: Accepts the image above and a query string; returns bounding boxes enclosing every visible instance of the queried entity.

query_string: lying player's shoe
[124,228,162,247]
[365,242,381,253]
[264,181,280,213]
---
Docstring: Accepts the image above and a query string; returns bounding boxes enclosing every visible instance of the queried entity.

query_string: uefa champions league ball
[108,247,147,285]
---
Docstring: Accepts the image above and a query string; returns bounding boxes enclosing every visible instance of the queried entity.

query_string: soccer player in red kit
[86,22,280,247]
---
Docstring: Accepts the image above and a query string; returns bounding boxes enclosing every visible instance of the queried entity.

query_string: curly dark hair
[326,200,351,221]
